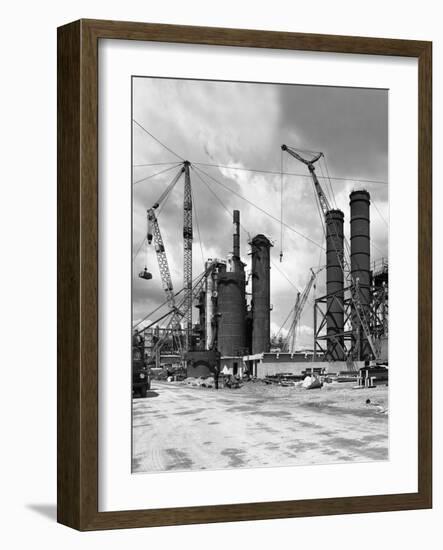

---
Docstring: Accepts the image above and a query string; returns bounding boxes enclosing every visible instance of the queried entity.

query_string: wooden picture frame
[57,19,432,530]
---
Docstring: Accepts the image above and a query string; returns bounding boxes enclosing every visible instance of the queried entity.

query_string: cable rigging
[192,161,388,186]
[132,119,184,161]
[281,144,379,360]
[193,165,325,251]
[371,197,389,228]
[190,166,250,237]
[280,148,284,262]
[190,179,206,271]
[192,165,300,294]
[132,127,388,363]
[133,161,184,168]
[133,163,182,185]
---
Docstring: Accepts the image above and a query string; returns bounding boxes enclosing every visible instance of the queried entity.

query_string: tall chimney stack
[233,209,240,260]
[251,234,272,355]
[350,190,371,360]
[326,209,345,361]
[216,211,247,356]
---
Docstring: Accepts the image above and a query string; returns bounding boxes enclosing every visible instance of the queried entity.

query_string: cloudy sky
[132,77,388,347]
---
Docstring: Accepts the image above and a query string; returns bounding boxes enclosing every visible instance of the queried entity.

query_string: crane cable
[156,169,181,216]
[192,165,300,293]
[274,305,295,341]
[143,266,212,353]
[280,148,284,262]
[322,155,338,210]
[191,166,250,237]
[190,182,205,269]
[371,197,389,228]
[133,161,183,168]
[192,163,303,300]
[132,167,183,264]
[132,126,388,186]
[192,165,325,251]
[133,267,210,331]
[133,236,147,264]
[192,162,388,186]
[318,156,336,210]
[132,119,184,161]
[133,163,182,185]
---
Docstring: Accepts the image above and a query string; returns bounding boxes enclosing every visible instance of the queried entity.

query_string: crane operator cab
[139,267,152,280]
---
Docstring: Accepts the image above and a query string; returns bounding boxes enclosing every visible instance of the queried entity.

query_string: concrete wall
[256,361,364,378]
[262,352,315,363]
[257,362,310,377]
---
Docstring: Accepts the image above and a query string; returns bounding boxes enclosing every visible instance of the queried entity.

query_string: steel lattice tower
[183,161,193,350]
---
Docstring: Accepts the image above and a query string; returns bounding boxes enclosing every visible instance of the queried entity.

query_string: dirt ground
[132,380,388,473]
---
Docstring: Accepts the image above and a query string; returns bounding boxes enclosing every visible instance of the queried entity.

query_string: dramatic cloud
[132,77,388,347]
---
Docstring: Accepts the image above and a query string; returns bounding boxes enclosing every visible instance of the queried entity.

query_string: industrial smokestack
[350,190,371,360]
[326,209,345,361]
[233,209,240,260]
[205,260,215,350]
[251,234,272,355]
[216,211,247,357]
[196,289,206,351]
[216,264,247,357]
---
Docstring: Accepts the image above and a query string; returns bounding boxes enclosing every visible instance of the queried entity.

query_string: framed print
[57,19,432,530]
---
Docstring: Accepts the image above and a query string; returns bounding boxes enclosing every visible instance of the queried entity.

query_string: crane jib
[281,145,378,360]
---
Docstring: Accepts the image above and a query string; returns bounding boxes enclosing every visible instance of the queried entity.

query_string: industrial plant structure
[186,211,274,378]
[313,189,388,365]
[134,146,388,380]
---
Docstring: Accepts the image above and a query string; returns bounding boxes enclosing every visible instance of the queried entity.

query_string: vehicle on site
[132,332,151,398]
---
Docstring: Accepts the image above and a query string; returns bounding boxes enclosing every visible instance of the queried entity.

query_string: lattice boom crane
[143,162,195,354]
[147,207,184,332]
[283,267,324,354]
[182,161,193,351]
[281,144,378,359]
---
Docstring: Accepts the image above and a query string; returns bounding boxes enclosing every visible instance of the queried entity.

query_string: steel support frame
[314,284,389,362]
[314,286,357,361]
[371,284,389,338]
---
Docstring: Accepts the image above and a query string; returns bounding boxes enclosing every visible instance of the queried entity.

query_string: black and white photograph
[131,76,389,474]
[1,0,436,542]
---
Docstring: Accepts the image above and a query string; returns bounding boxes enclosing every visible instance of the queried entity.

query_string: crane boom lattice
[183,161,193,350]
[281,145,378,360]
[283,267,324,354]
[147,207,183,351]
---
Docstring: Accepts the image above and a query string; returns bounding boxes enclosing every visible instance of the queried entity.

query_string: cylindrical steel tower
[326,209,345,361]
[195,289,206,350]
[217,267,247,356]
[233,210,240,260]
[205,260,215,350]
[251,234,272,355]
[350,189,371,360]
[216,211,247,356]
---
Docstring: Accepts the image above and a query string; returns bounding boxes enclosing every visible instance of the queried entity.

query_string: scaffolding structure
[313,272,389,362]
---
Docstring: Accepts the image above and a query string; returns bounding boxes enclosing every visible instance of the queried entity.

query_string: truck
[132,332,151,398]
